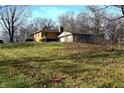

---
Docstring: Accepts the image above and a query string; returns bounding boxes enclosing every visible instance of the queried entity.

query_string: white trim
[58,31,72,38]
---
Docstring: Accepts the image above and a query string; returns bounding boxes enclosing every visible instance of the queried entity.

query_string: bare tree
[92,5,124,21]
[106,17,124,50]
[0,5,27,42]
[109,5,124,21]
[19,23,37,41]
[76,12,94,33]
[32,17,56,31]
[92,5,124,50]
[86,5,108,36]
[1,28,10,42]
[58,12,77,32]
[15,27,28,42]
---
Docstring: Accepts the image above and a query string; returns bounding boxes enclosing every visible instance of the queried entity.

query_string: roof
[31,31,41,35]
[58,31,72,38]
[31,29,60,35]
[72,32,93,35]
[43,29,60,33]
[58,31,94,38]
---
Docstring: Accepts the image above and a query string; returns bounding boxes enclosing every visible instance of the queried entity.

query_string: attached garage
[58,31,96,43]
[58,31,73,42]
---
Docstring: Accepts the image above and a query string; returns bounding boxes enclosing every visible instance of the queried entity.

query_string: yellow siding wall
[32,32,58,42]
[33,32,42,42]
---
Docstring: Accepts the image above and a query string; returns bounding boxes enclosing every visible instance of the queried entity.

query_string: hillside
[0,42,124,88]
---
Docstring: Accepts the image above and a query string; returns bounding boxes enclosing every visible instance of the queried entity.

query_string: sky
[28,5,122,22]
[28,5,86,21]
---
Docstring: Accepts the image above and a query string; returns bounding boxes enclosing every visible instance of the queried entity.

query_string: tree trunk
[10,36,14,42]
[9,31,14,42]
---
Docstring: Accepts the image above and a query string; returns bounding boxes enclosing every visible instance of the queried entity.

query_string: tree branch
[108,16,124,21]
[94,5,111,12]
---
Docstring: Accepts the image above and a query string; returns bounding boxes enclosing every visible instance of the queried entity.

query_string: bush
[0,40,4,43]
[25,39,34,42]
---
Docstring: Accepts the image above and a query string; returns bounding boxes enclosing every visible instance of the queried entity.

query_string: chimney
[59,26,64,33]
[43,26,47,31]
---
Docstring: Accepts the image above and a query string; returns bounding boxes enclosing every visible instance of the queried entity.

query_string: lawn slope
[0,42,124,88]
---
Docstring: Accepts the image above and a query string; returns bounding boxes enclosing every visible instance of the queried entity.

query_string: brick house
[31,27,63,42]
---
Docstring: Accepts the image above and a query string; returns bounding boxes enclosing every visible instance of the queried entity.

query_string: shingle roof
[31,29,60,35]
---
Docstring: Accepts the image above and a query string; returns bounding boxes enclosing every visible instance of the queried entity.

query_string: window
[80,34,95,42]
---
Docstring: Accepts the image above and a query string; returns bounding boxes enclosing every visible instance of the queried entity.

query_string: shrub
[0,40,4,43]
[25,39,34,42]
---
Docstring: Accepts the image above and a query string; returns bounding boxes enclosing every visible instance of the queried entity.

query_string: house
[58,31,96,43]
[31,27,64,42]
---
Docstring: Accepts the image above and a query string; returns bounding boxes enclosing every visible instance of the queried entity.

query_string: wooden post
[45,32,47,42]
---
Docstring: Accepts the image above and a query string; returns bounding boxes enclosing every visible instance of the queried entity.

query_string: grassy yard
[0,42,124,88]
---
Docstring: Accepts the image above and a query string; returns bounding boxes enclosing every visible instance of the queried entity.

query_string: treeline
[0,5,124,48]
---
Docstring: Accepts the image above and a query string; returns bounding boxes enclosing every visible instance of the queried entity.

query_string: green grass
[0,42,124,88]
